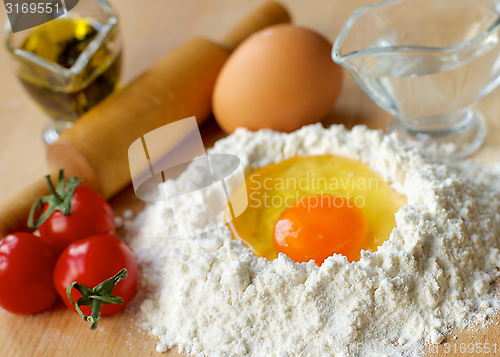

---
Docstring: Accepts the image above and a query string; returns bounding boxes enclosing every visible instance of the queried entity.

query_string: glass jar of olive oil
[5,0,121,144]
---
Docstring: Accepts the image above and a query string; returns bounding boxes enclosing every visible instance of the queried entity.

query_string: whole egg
[213,24,343,133]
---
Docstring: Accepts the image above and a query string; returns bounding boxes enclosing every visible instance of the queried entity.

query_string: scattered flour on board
[124,124,500,357]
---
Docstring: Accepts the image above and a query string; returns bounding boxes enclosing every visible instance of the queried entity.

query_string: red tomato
[0,233,59,314]
[53,235,138,317]
[39,185,115,255]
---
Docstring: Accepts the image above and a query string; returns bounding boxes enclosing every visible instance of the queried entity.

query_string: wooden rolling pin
[0,2,291,237]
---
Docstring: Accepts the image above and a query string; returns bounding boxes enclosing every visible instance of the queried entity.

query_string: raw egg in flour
[273,194,367,264]
[227,155,407,265]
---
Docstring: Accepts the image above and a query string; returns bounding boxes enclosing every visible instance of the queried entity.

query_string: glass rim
[4,0,119,77]
[332,0,500,62]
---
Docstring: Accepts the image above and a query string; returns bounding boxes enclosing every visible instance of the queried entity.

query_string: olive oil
[18,17,121,122]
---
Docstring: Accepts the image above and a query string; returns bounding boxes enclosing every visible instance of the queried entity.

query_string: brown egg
[213,24,343,133]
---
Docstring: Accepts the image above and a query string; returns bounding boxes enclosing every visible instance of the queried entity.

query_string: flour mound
[127,124,500,357]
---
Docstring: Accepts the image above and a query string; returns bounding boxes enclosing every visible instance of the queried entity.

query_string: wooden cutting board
[2,74,500,357]
[0,0,500,348]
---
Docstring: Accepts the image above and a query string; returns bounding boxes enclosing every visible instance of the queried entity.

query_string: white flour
[126,124,500,356]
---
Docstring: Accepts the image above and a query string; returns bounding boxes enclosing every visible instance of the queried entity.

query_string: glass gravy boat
[332,0,500,158]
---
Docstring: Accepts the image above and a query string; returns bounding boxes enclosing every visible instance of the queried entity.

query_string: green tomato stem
[45,171,63,203]
[27,169,82,229]
[66,268,128,330]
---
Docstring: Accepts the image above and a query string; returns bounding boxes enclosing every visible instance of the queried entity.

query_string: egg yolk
[273,194,367,265]
[227,155,407,264]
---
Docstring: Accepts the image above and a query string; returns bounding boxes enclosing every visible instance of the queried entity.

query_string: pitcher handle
[479,51,500,99]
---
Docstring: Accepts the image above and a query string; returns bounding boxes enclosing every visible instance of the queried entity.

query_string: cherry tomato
[38,185,115,255]
[0,233,59,314]
[53,235,138,317]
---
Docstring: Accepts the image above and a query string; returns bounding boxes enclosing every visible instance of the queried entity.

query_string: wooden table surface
[2,0,500,356]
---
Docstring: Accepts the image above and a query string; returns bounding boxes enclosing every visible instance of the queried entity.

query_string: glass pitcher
[332,0,500,158]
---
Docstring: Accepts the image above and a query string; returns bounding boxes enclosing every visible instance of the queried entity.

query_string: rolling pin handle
[221,1,291,52]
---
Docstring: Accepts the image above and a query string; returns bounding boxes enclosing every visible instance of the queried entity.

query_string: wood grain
[2,0,500,356]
